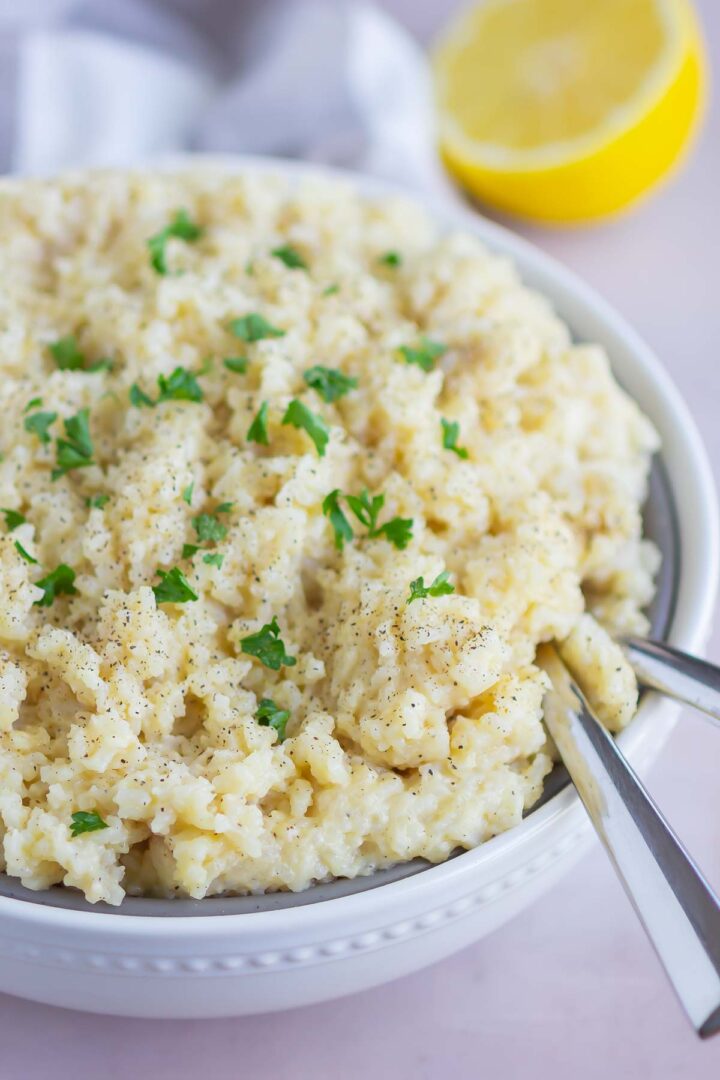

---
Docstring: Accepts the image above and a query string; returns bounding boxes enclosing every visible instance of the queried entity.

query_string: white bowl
[0,156,717,1019]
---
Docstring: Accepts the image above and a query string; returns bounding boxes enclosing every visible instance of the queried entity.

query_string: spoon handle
[622,636,720,728]
[540,645,720,1039]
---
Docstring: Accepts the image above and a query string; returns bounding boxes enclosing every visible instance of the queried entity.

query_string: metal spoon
[539,644,720,1040]
[622,636,720,729]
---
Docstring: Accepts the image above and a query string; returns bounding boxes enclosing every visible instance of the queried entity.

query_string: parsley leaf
[223,357,249,374]
[303,365,358,404]
[85,494,109,509]
[33,563,77,607]
[214,501,234,514]
[375,516,414,550]
[152,566,198,604]
[24,410,57,445]
[181,543,199,559]
[322,284,339,297]
[49,335,85,371]
[255,698,290,741]
[70,810,109,838]
[202,552,224,568]
[344,489,414,549]
[441,418,469,459]
[228,314,285,342]
[322,489,354,551]
[247,401,270,445]
[86,357,114,374]
[407,571,455,604]
[157,366,203,404]
[147,209,203,275]
[1,508,26,531]
[24,397,43,414]
[15,540,38,564]
[240,616,296,671]
[282,399,329,456]
[378,251,402,267]
[182,482,194,506]
[192,513,227,544]
[271,244,308,270]
[52,408,95,481]
[398,336,447,372]
[129,383,154,408]
[345,489,385,533]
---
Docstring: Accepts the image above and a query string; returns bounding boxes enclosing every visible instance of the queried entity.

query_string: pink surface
[1,3,720,1077]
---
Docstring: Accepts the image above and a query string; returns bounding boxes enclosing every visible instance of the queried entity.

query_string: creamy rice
[0,170,659,904]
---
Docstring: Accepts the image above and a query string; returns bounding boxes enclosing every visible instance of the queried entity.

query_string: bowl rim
[1,153,717,935]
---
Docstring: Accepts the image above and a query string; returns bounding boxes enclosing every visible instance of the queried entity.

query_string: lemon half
[433,0,707,223]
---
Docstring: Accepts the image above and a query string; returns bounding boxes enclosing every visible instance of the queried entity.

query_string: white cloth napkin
[0,0,454,198]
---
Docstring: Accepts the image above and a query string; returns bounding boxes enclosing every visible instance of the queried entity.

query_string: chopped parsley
[70,810,108,838]
[322,489,354,551]
[228,313,285,342]
[196,356,214,376]
[322,284,340,296]
[255,698,290,741]
[441,418,469,459]
[86,357,114,374]
[49,335,85,371]
[271,244,308,270]
[303,365,358,403]
[52,408,95,481]
[14,541,38,564]
[24,410,57,445]
[147,209,203,275]
[85,494,110,509]
[24,397,43,414]
[398,336,447,372]
[181,543,199,560]
[282,399,329,456]
[327,489,414,550]
[378,251,402,267]
[192,513,227,544]
[247,401,270,445]
[407,571,455,604]
[1,508,26,531]
[152,567,198,604]
[202,552,224,568]
[223,357,249,374]
[215,501,234,514]
[182,482,194,506]
[240,616,296,671]
[33,564,77,607]
[129,367,204,408]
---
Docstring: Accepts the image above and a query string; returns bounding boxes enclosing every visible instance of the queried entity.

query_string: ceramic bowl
[0,157,717,1018]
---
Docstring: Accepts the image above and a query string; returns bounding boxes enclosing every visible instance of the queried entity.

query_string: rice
[0,170,660,904]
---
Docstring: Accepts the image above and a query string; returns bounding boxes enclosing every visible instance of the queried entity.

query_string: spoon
[622,636,720,729]
[539,643,720,1040]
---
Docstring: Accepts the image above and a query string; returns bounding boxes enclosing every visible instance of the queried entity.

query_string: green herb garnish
[247,401,270,445]
[214,502,234,514]
[322,489,354,551]
[255,698,290,741]
[181,543,199,560]
[1,508,26,531]
[49,335,85,371]
[240,616,296,671]
[85,494,110,509]
[303,366,358,404]
[152,566,198,604]
[192,513,227,544]
[228,314,285,343]
[33,564,77,607]
[70,810,109,837]
[129,383,154,408]
[86,358,114,374]
[322,284,340,297]
[182,482,194,506]
[407,571,455,604]
[157,366,203,404]
[398,336,446,373]
[52,408,95,481]
[282,399,329,456]
[441,418,469,460]
[344,489,414,550]
[378,251,402,267]
[271,244,308,270]
[24,410,57,445]
[14,541,38,564]
[24,397,42,414]
[202,552,224,568]
[223,357,249,374]
[147,209,203,275]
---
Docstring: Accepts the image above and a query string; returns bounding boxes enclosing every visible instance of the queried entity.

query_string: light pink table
[1,3,719,1077]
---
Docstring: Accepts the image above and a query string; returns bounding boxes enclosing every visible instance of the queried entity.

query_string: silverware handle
[623,636,720,728]
[542,648,720,1038]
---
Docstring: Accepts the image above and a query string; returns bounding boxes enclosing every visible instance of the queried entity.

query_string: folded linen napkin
[0,0,454,197]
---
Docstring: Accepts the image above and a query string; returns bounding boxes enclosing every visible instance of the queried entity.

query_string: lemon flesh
[434,0,707,222]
